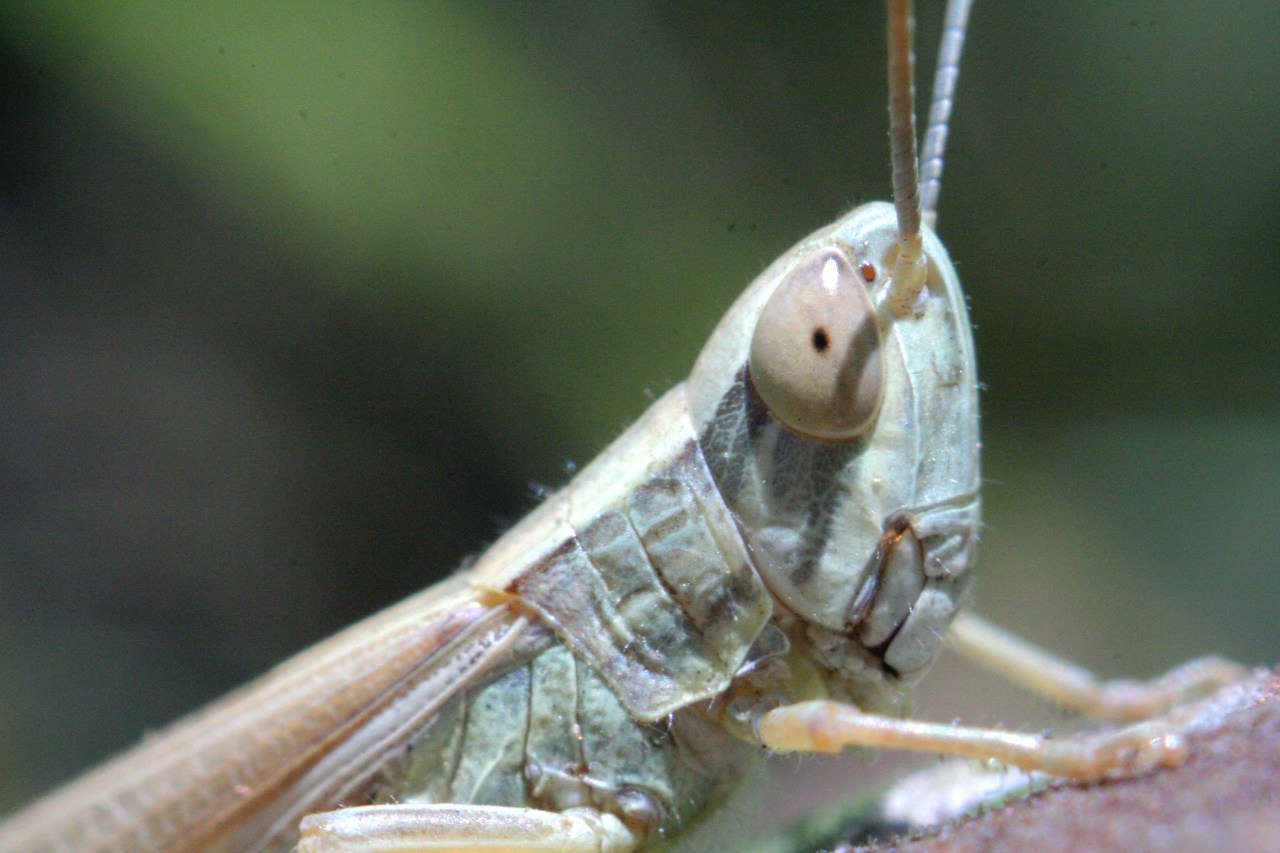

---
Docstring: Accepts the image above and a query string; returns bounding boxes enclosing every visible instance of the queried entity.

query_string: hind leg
[297,804,638,853]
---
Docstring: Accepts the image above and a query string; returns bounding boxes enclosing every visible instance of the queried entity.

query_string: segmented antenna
[885,0,974,317]
[885,0,927,317]
[920,0,974,230]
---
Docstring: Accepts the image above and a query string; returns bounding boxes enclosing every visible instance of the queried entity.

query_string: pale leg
[947,611,1247,721]
[758,611,1249,782]
[297,804,639,853]
[758,701,1184,780]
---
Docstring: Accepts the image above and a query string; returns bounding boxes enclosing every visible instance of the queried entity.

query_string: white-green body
[0,201,980,852]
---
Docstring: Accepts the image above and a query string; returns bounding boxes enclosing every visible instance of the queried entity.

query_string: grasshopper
[0,2,1267,852]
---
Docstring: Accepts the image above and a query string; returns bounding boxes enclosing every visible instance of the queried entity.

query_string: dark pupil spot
[811,327,830,353]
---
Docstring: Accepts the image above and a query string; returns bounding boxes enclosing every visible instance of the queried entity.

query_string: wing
[0,576,539,853]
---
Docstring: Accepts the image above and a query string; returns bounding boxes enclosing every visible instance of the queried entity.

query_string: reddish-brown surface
[858,669,1280,853]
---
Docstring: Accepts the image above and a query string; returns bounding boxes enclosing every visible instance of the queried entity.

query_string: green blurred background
[0,0,1276,828]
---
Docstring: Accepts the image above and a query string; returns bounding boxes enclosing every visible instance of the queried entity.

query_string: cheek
[747,501,884,633]
[814,498,886,614]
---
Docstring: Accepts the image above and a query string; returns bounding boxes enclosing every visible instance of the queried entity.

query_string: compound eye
[748,248,884,441]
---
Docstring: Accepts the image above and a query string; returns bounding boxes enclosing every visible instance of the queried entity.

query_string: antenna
[921,0,974,230]
[884,0,926,318]
[884,0,973,317]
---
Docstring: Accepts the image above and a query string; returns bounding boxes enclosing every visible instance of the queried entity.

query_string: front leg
[298,804,638,853]
[757,612,1249,782]
[758,700,1185,780]
[947,612,1247,721]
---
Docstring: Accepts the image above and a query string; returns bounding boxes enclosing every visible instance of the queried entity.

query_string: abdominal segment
[374,640,756,840]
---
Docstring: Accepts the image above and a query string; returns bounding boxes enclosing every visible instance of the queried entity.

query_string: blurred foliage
[0,0,1276,835]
